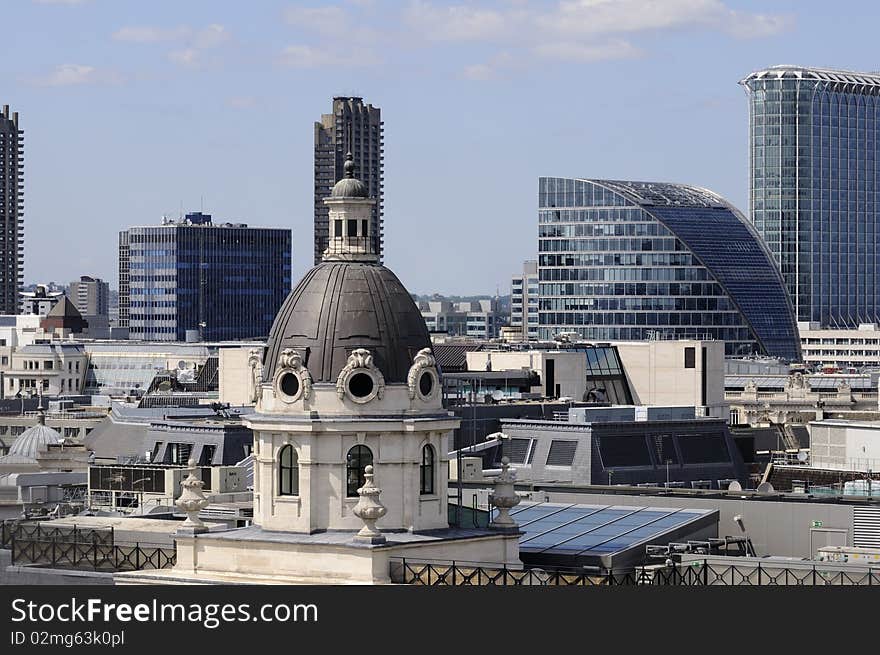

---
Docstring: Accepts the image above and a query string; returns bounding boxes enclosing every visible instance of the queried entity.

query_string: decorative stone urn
[489,456,521,532]
[352,465,387,544]
[176,458,210,534]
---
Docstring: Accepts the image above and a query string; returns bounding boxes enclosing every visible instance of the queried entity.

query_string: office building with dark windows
[741,66,880,327]
[314,96,384,265]
[537,178,801,361]
[118,213,291,342]
[0,105,24,315]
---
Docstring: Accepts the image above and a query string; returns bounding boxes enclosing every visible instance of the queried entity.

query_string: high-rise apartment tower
[0,106,24,314]
[511,260,539,341]
[314,97,383,264]
[69,275,110,319]
[741,65,880,327]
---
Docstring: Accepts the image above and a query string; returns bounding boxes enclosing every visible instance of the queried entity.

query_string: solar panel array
[511,502,714,557]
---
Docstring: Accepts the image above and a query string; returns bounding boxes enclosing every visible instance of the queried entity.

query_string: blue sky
[2,0,876,294]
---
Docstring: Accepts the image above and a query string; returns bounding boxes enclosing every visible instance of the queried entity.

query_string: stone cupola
[245,153,456,535]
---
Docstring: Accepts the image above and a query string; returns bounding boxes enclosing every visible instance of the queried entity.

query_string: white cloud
[113,26,192,43]
[404,0,792,70]
[532,39,641,63]
[279,44,380,69]
[540,0,792,39]
[725,10,792,39]
[31,64,122,87]
[112,23,231,69]
[404,2,511,41]
[277,1,789,77]
[283,5,380,47]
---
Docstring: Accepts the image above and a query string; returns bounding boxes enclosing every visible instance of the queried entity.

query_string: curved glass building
[741,66,880,327]
[537,178,801,361]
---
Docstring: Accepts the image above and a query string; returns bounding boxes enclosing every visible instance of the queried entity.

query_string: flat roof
[458,480,880,507]
[40,516,226,535]
[810,419,880,429]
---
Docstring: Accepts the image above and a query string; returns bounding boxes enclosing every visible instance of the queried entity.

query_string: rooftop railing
[390,557,880,586]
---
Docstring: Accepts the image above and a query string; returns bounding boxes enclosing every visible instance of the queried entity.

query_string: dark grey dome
[263,261,432,384]
[330,151,369,199]
[330,177,368,199]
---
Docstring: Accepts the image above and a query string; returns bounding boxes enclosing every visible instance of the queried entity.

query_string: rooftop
[740,65,880,87]
[588,179,729,208]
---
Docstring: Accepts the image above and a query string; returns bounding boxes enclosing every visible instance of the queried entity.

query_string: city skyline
[3,1,874,295]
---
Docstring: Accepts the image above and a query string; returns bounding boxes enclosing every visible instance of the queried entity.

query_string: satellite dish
[727,480,743,492]
[756,482,775,494]
[797,451,808,463]
[157,381,173,392]
[492,390,505,401]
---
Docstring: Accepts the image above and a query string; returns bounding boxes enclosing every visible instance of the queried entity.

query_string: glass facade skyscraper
[119,213,291,341]
[537,178,801,361]
[741,65,880,327]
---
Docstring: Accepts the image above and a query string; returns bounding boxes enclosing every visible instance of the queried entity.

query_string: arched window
[346,445,373,497]
[279,444,299,496]
[420,444,435,495]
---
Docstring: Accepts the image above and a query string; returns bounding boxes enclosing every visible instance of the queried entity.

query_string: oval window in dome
[348,372,375,399]
[279,372,300,398]
[419,371,434,397]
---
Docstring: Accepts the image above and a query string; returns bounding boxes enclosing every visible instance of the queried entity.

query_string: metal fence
[391,559,645,586]
[10,538,176,572]
[1,520,113,549]
[3,519,175,572]
[390,558,880,586]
